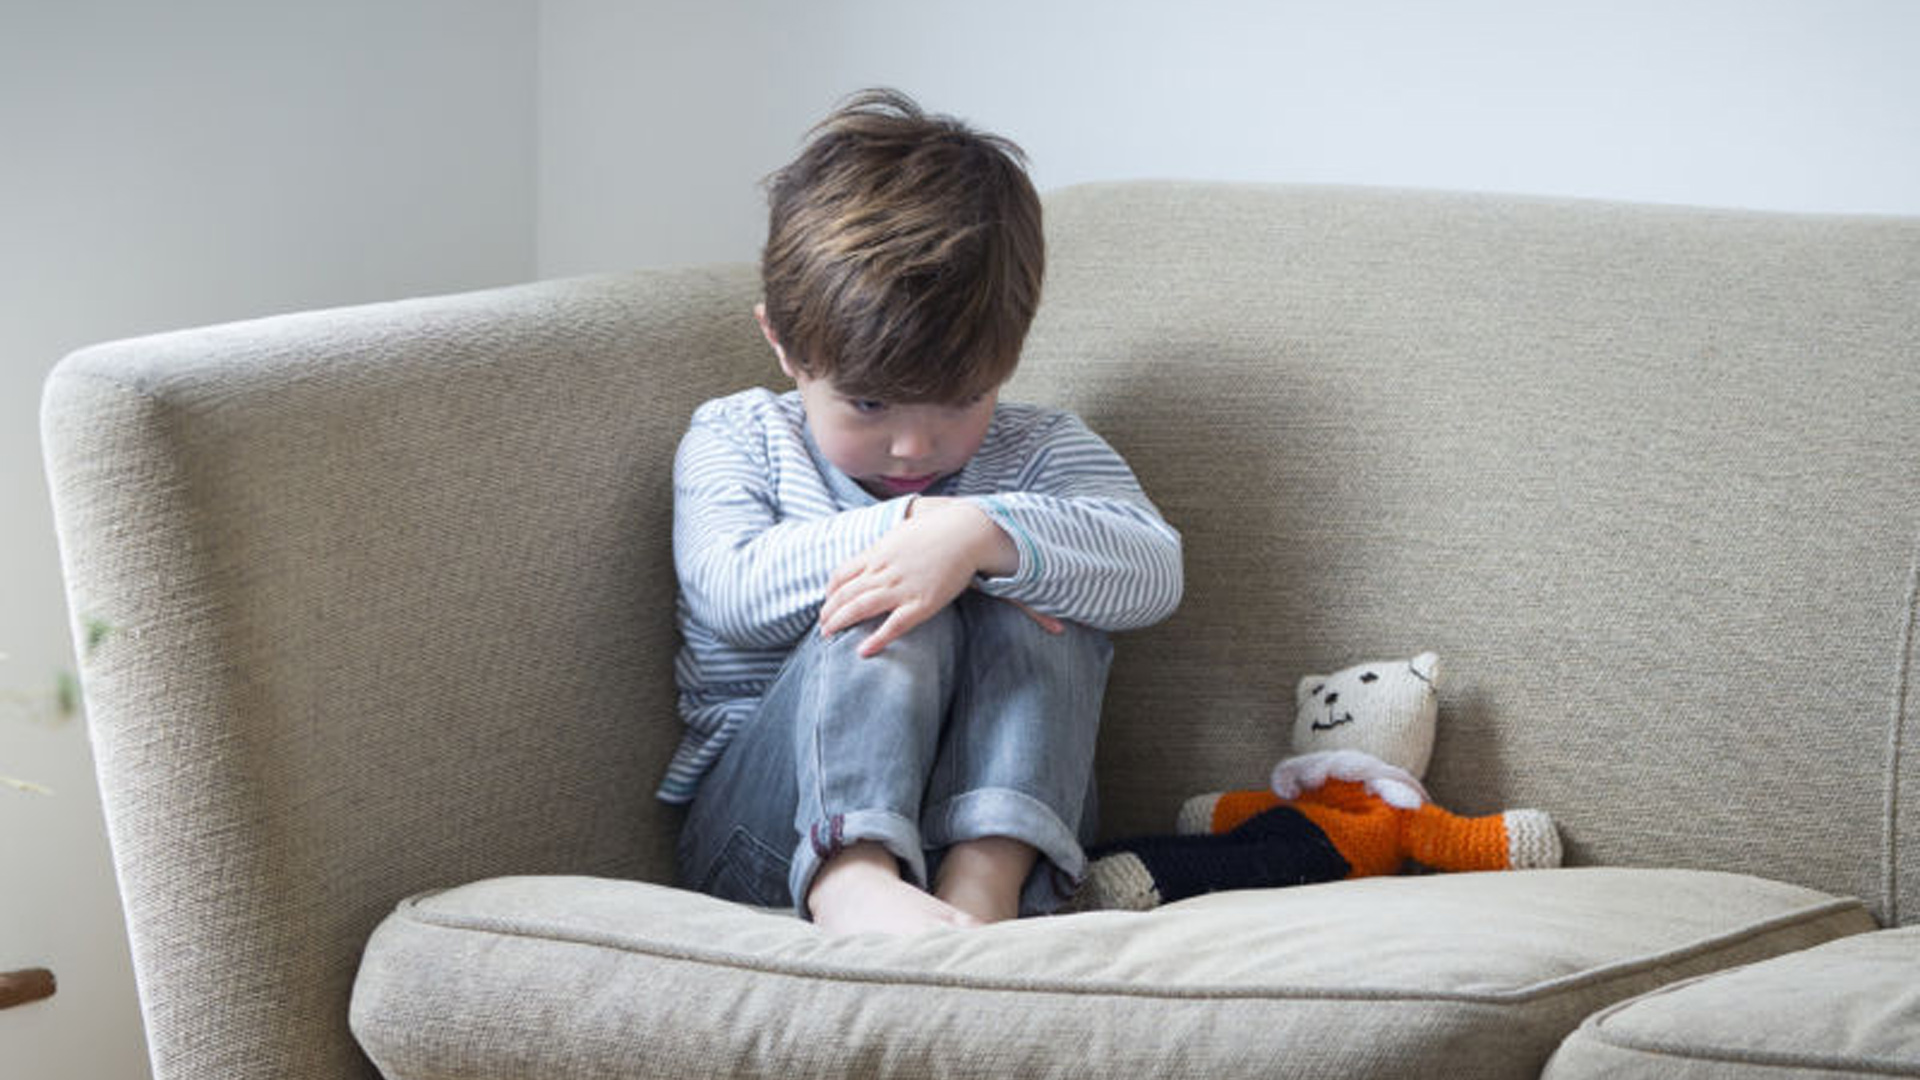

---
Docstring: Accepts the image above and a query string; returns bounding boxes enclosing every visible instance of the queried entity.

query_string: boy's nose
[891,427,934,460]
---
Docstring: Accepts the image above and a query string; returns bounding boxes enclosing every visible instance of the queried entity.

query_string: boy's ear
[754,303,799,379]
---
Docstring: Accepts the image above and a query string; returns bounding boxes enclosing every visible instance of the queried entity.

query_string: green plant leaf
[54,671,81,721]
[83,616,114,658]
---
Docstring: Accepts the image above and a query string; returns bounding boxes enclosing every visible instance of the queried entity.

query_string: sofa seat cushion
[350,868,1873,1080]
[1544,926,1920,1079]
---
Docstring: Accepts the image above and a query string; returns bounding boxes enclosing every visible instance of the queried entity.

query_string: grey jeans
[677,590,1113,919]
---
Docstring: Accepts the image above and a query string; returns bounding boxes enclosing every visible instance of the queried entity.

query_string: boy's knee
[959,593,1112,673]
[1054,615,1110,653]
[1045,619,1112,675]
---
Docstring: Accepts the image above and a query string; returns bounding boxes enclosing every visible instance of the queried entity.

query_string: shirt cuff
[969,494,1042,589]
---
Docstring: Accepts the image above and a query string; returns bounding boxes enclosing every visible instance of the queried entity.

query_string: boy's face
[759,306,998,500]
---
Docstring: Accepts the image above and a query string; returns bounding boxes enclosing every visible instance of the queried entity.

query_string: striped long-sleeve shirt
[659,387,1183,803]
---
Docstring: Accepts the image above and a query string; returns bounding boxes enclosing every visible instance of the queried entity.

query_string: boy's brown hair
[761,89,1044,404]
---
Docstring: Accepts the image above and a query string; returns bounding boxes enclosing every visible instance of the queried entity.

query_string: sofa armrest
[42,266,764,1080]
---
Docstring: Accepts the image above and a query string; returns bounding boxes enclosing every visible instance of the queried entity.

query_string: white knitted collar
[1270,749,1430,810]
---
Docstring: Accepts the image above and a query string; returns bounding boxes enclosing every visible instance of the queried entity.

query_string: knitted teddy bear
[1070,652,1562,911]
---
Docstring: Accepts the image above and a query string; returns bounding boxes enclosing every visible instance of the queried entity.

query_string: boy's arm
[966,413,1184,631]
[673,416,907,648]
[817,496,1031,657]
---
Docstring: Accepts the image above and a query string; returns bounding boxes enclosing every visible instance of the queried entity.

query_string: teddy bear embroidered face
[1292,651,1440,775]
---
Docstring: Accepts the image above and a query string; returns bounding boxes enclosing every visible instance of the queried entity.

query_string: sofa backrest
[45,267,779,1080]
[42,181,1920,1080]
[1012,182,1920,928]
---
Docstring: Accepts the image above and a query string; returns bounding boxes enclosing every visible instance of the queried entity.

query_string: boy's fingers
[820,566,877,630]
[1004,597,1064,634]
[826,558,862,596]
[820,580,853,630]
[858,604,926,658]
[818,593,857,636]
[821,580,893,637]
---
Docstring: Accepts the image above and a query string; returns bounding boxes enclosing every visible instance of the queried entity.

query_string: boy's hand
[821,497,1055,656]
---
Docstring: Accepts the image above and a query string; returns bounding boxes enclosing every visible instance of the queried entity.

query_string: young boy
[664,89,1182,936]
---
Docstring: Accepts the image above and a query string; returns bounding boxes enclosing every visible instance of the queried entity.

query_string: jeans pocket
[698,826,793,909]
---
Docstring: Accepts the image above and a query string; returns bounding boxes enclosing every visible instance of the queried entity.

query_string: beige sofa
[44,182,1919,1080]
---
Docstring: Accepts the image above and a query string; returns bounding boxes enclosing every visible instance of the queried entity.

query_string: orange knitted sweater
[1198,780,1524,877]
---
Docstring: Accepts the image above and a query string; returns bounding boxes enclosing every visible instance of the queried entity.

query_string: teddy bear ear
[1410,652,1440,684]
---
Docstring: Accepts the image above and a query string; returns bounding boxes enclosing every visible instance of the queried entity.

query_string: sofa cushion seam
[1504,900,1870,1001]
[1581,1009,1920,1078]
[384,894,1867,1005]
[1886,524,1919,927]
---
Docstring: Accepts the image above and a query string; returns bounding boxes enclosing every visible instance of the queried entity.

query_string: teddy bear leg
[1071,808,1353,911]
[1066,853,1164,912]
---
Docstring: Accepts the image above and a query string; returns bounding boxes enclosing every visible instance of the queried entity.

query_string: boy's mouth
[876,473,939,494]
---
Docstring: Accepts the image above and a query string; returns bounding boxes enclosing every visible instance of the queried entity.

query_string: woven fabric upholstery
[43,183,1920,1080]
[351,870,1872,1080]
[1544,926,1920,1078]
[44,268,770,1080]
[1013,183,1920,924]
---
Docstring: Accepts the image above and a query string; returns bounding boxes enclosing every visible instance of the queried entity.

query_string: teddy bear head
[1291,651,1441,777]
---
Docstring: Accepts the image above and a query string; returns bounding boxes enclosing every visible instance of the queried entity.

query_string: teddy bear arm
[1181,789,1285,835]
[1403,803,1524,872]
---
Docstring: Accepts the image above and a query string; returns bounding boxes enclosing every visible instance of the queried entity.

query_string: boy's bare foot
[807,842,982,936]
[934,836,1038,924]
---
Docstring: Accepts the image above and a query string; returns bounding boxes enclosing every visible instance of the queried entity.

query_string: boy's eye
[849,399,888,415]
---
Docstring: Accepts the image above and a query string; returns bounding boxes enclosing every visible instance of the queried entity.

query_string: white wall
[0,3,535,1076]
[536,0,1920,276]
[7,1,1918,1075]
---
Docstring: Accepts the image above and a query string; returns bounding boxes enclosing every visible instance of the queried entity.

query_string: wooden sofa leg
[0,968,57,1009]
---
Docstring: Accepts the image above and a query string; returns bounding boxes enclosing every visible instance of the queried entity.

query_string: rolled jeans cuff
[925,787,1088,916]
[787,809,927,920]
